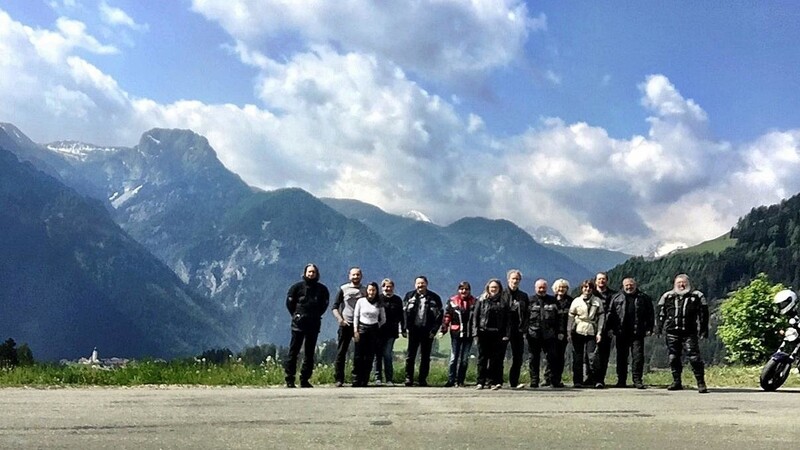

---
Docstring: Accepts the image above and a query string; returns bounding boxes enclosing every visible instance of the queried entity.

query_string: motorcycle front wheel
[760,358,792,391]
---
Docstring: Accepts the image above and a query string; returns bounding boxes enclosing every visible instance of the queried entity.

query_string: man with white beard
[657,274,709,393]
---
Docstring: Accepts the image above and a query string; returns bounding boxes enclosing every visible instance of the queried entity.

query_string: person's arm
[429,293,444,337]
[566,300,576,341]
[595,300,605,343]
[332,288,346,325]
[656,293,667,336]
[697,292,709,338]
[353,299,362,342]
[379,303,386,328]
[397,296,407,337]
[286,285,297,316]
[442,300,453,334]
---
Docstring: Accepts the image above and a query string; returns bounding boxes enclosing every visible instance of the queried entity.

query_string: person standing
[374,278,405,386]
[608,278,655,389]
[472,279,509,391]
[567,280,605,388]
[592,272,617,388]
[526,279,563,388]
[403,276,443,387]
[441,281,477,387]
[353,282,386,387]
[543,278,572,388]
[657,274,709,394]
[284,263,330,388]
[504,270,528,389]
[332,267,366,387]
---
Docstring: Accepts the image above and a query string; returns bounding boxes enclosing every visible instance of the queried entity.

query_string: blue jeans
[374,336,396,382]
[448,335,473,385]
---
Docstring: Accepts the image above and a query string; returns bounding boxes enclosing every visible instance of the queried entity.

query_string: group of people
[283,264,710,394]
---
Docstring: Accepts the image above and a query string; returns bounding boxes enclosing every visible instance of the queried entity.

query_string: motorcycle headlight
[785,327,799,342]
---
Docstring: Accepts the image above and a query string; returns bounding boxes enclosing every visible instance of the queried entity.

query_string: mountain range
[1,122,629,357]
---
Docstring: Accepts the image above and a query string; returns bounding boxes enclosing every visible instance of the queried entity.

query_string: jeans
[334,324,354,383]
[571,332,599,385]
[284,329,319,383]
[353,325,379,386]
[448,335,473,385]
[374,336,396,383]
[616,334,646,384]
[405,327,434,385]
[476,332,505,386]
[505,332,525,386]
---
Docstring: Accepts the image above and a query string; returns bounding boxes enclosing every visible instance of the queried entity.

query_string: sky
[1,0,800,254]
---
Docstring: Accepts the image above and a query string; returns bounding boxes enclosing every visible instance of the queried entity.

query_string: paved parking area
[0,386,795,448]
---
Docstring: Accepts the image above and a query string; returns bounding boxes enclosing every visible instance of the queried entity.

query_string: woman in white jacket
[567,280,605,389]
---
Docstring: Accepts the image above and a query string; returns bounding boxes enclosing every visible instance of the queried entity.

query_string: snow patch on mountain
[403,210,433,223]
[109,184,143,208]
[529,226,572,246]
[46,141,119,161]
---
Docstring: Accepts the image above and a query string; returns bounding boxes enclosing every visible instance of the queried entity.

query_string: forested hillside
[610,194,800,299]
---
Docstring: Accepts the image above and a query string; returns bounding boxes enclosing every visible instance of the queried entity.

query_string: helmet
[774,289,797,315]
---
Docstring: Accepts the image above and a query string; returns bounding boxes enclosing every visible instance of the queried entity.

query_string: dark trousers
[616,334,645,384]
[505,332,525,386]
[405,328,434,385]
[572,332,599,385]
[527,335,559,386]
[373,335,396,383]
[593,331,613,385]
[448,336,473,385]
[476,332,505,386]
[284,329,319,383]
[353,325,379,386]
[334,324,354,383]
[666,333,705,383]
[543,337,568,385]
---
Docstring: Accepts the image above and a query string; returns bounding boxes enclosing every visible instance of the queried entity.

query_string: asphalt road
[0,385,796,449]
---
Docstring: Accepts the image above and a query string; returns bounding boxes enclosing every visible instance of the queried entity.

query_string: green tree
[717,274,786,364]
[0,338,19,367]
[16,343,34,366]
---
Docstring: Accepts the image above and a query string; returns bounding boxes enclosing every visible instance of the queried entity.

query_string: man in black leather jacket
[657,274,709,393]
[608,278,654,389]
[402,276,443,387]
[284,263,330,388]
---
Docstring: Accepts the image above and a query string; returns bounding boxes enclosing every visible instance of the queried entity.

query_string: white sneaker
[385,381,394,387]
[515,383,525,390]
[491,384,502,391]
[375,380,382,386]
[475,384,484,390]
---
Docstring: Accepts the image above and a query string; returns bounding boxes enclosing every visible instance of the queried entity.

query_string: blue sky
[1,1,800,254]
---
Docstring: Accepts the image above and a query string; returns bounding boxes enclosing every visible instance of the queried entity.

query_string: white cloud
[545,69,561,85]
[99,1,148,32]
[191,0,537,80]
[2,7,800,254]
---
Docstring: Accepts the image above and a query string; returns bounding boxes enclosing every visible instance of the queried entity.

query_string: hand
[645,331,653,337]
[699,332,708,339]
[596,334,602,344]
[502,336,509,341]
[557,333,565,341]
[353,331,360,343]
[429,332,436,339]
[338,319,348,327]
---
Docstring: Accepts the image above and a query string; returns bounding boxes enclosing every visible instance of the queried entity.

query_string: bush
[717,273,786,364]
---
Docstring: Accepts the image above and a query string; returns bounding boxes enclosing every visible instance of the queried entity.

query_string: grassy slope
[672,233,738,255]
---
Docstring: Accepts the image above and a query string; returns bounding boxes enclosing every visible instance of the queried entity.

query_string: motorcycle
[760,288,800,391]
[760,317,800,391]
